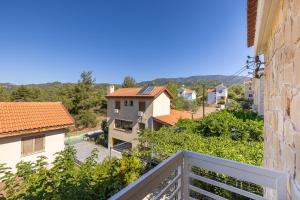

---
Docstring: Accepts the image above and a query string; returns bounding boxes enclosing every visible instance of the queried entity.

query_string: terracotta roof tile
[207,88,216,93]
[0,102,74,137]
[106,86,173,99]
[153,109,194,126]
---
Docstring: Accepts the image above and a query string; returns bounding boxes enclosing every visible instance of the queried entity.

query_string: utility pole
[202,84,205,117]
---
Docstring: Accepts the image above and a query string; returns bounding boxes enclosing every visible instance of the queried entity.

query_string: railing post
[182,152,190,199]
[177,164,182,200]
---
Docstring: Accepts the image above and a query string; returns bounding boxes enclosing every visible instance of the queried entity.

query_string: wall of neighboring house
[207,92,216,104]
[153,92,171,117]
[244,80,254,100]
[215,85,228,101]
[261,0,300,198]
[0,129,65,172]
[107,97,155,149]
[253,76,264,116]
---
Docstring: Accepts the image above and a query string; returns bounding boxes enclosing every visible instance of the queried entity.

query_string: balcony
[109,151,286,200]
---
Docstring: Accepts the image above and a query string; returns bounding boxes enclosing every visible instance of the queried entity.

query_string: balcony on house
[109,151,286,200]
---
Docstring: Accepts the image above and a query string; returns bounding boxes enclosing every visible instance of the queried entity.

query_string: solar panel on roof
[138,86,155,95]
[137,87,147,94]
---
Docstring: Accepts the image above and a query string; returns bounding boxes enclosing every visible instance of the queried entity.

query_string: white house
[0,102,74,171]
[207,83,228,105]
[178,86,197,101]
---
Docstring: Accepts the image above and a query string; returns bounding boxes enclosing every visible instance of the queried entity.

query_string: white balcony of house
[109,151,287,200]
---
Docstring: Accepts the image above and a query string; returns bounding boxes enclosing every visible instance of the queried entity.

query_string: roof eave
[249,0,281,55]
[0,124,74,139]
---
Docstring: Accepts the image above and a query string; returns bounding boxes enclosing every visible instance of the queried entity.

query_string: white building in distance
[178,86,197,101]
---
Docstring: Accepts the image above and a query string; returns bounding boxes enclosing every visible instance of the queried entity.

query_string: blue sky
[0,0,252,84]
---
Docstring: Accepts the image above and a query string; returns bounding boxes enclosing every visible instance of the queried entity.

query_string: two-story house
[178,86,197,101]
[106,85,193,150]
[207,83,228,105]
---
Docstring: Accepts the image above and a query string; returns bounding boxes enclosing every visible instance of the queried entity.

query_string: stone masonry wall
[263,0,300,198]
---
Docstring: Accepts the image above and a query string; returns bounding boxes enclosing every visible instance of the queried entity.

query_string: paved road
[73,141,122,164]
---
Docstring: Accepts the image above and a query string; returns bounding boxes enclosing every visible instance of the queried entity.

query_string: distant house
[244,79,254,100]
[207,83,228,105]
[106,85,194,151]
[0,102,74,171]
[178,86,197,101]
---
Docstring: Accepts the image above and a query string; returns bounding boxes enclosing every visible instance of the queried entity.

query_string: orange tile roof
[106,86,174,99]
[0,102,74,138]
[184,88,194,93]
[247,0,257,47]
[207,88,216,93]
[153,109,194,126]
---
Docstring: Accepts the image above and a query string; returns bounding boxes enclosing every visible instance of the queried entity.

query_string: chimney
[107,85,115,95]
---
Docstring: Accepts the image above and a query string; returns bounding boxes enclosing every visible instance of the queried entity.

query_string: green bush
[75,110,97,128]
[195,110,263,141]
[0,147,143,200]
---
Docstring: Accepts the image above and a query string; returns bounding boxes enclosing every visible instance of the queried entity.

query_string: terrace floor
[73,141,122,163]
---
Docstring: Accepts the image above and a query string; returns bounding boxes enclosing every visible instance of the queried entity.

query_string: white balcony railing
[109,151,286,200]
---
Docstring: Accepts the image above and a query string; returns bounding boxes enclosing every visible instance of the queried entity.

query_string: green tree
[0,86,10,101]
[11,86,40,102]
[75,110,97,128]
[122,76,136,88]
[72,71,97,114]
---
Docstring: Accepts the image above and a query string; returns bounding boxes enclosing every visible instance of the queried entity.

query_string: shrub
[75,110,97,128]
[0,146,143,200]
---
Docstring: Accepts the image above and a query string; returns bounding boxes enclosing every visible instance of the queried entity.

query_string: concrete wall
[262,0,300,198]
[153,92,171,117]
[0,129,65,172]
[207,92,216,104]
[253,76,264,116]
[244,80,254,100]
[215,85,228,101]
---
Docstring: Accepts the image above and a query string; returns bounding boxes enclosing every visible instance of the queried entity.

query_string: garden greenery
[0,147,142,200]
[139,110,264,166]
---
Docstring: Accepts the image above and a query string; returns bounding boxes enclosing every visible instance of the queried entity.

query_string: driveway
[73,141,122,164]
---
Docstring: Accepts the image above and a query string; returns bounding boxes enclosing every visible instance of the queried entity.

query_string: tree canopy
[122,76,136,88]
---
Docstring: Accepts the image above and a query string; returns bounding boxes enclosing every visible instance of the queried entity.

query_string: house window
[124,100,128,106]
[139,101,146,112]
[138,122,145,130]
[21,134,45,156]
[219,90,222,93]
[249,94,253,97]
[130,100,134,106]
[115,100,121,109]
[115,119,133,131]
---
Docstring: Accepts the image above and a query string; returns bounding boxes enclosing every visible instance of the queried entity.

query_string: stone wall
[263,0,300,198]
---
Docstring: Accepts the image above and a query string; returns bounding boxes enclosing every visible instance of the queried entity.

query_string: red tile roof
[153,109,194,126]
[184,88,194,93]
[0,102,74,138]
[106,86,174,99]
[247,0,258,47]
[207,88,216,93]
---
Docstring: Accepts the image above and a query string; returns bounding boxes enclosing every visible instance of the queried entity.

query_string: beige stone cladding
[262,0,300,198]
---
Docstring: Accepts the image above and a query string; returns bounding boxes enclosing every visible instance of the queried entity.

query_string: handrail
[109,151,184,200]
[109,150,287,200]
